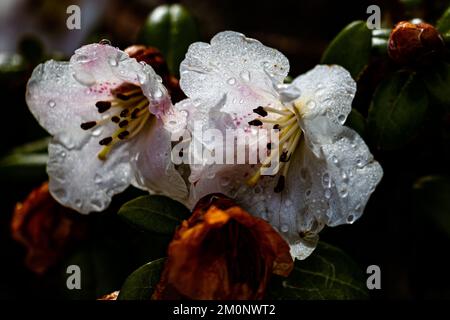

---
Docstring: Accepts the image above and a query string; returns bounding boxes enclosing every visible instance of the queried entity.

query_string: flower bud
[152,194,293,300]
[388,21,445,65]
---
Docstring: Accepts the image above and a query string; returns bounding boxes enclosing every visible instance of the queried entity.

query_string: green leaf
[367,71,428,150]
[413,176,450,238]
[345,108,366,138]
[437,6,450,35]
[118,258,165,300]
[138,4,199,75]
[118,195,190,235]
[321,21,372,80]
[0,138,50,182]
[267,242,369,300]
[422,61,450,107]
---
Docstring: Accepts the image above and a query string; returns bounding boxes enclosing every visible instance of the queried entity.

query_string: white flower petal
[131,120,188,203]
[180,31,289,119]
[26,44,170,138]
[290,65,356,126]
[47,129,133,214]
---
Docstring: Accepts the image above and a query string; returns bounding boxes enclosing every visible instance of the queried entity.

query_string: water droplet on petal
[338,114,346,124]
[239,99,244,104]
[94,174,102,184]
[306,100,316,109]
[75,199,82,208]
[339,188,348,198]
[99,39,111,45]
[48,100,56,108]
[73,71,96,86]
[75,55,90,63]
[331,155,339,164]
[347,214,354,223]
[240,70,251,82]
[322,172,330,187]
[227,77,236,85]
[153,88,163,99]
[305,189,312,198]
[220,177,231,187]
[52,188,66,200]
[108,56,118,67]
[137,72,147,85]
[324,189,331,199]
[342,171,348,182]
[91,128,102,137]
[356,157,364,168]
[280,225,289,233]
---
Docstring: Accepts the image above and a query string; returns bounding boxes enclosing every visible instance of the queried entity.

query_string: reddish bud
[388,21,445,65]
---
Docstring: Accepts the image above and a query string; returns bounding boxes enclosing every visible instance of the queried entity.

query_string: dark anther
[99,137,113,145]
[118,131,130,139]
[267,143,272,150]
[280,151,291,162]
[120,109,129,117]
[119,120,129,128]
[95,101,111,113]
[111,116,120,123]
[274,175,285,193]
[116,93,131,101]
[253,106,268,117]
[80,121,97,130]
[273,124,280,130]
[131,108,140,119]
[248,119,263,126]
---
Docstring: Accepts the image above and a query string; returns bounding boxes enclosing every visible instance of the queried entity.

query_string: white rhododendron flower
[177,31,383,260]
[26,43,187,214]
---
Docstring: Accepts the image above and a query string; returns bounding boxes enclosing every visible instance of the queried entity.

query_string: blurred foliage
[137,4,199,76]
[321,21,372,80]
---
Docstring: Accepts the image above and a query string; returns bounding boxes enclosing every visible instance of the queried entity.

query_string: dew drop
[75,199,82,208]
[338,114,346,124]
[239,99,244,104]
[324,188,331,199]
[137,72,147,85]
[73,71,96,86]
[347,214,354,223]
[240,70,251,82]
[281,224,289,233]
[99,39,111,45]
[94,174,103,184]
[331,155,339,164]
[356,157,364,168]
[306,100,316,109]
[339,188,348,198]
[48,100,56,108]
[52,188,66,200]
[75,55,90,63]
[322,172,330,187]
[227,77,236,85]
[305,189,312,198]
[153,88,163,99]
[342,171,348,182]
[108,56,118,67]
[92,128,102,137]
[220,177,231,187]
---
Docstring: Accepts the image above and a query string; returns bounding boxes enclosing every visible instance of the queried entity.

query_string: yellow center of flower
[80,83,152,160]
[246,102,304,192]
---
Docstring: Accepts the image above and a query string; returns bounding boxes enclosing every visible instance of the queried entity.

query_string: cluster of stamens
[80,83,151,160]
[246,104,302,193]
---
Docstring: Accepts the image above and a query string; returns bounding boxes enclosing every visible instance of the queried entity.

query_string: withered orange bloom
[11,182,87,275]
[152,194,294,300]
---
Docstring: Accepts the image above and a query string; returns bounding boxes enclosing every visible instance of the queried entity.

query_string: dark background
[1,0,450,300]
